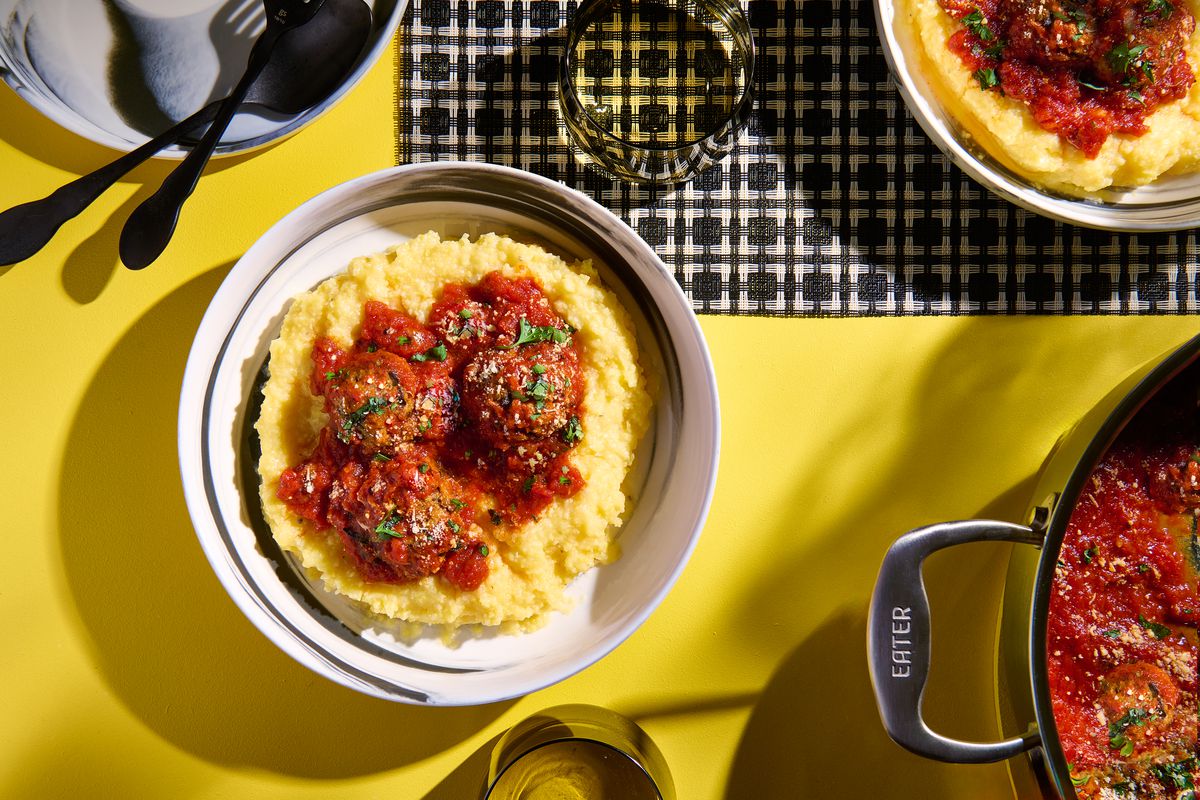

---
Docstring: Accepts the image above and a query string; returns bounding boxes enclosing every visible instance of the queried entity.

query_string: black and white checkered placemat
[394,0,1200,315]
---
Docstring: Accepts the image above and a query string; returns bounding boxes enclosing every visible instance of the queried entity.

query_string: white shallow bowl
[177,162,721,705]
[0,0,405,158]
[876,0,1200,230]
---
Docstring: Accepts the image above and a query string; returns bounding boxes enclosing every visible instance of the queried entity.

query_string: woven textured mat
[393,0,1200,315]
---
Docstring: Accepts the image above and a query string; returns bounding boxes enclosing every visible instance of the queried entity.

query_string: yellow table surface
[2,36,1198,800]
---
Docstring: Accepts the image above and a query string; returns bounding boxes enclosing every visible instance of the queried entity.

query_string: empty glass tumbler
[558,0,756,184]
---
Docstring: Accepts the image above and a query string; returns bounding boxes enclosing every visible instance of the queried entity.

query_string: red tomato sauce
[1049,381,1200,796]
[275,272,586,592]
[938,0,1196,157]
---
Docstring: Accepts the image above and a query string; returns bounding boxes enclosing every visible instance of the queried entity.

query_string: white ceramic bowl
[875,0,1200,230]
[177,162,721,705]
[0,0,405,157]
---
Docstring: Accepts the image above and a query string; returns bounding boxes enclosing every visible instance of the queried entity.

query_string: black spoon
[0,0,370,268]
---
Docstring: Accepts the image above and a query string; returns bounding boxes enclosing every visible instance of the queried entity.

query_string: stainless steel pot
[868,332,1200,799]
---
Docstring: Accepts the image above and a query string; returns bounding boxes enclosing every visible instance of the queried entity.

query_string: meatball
[1141,441,1200,513]
[323,350,429,453]
[1098,662,1180,753]
[1090,6,1193,89]
[326,451,485,587]
[460,342,583,446]
[1004,1,1093,69]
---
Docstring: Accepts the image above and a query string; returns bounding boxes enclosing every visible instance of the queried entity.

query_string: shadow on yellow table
[32,271,509,790]
[676,316,1183,799]
[0,86,262,304]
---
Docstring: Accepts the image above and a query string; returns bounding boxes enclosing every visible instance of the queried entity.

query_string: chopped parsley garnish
[1111,736,1135,757]
[962,9,995,41]
[324,369,345,381]
[1146,0,1174,16]
[488,509,503,526]
[1102,629,1121,638]
[1138,563,1151,573]
[372,453,391,462]
[526,378,551,405]
[418,463,430,474]
[419,419,432,432]
[1079,78,1106,91]
[1068,763,1088,787]
[1110,707,1151,733]
[1138,613,1171,638]
[522,476,535,494]
[532,364,547,375]
[1151,759,1196,789]
[563,415,584,444]
[341,396,389,435]
[511,317,571,347]
[396,335,410,345]
[1107,707,1151,757]
[479,544,490,556]
[559,475,572,486]
[1107,43,1150,77]
[458,309,473,319]
[410,343,448,363]
[973,67,1000,91]
[448,520,461,533]
[1083,547,1096,564]
[375,512,402,538]
[366,343,378,352]
[449,498,467,510]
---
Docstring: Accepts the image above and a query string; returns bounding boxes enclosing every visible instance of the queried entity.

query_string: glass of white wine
[484,705,675,800]
[558,0,756,185]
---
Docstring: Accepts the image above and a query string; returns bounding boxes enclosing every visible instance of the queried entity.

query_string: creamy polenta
[256,232,652,629]
[910,0,1200,193]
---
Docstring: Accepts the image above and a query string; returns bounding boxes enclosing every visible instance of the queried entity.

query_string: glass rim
[484,736,666,799]
[560,0,758,154]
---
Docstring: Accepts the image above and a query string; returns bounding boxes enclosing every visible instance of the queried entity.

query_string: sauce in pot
[1049,380,1200,796]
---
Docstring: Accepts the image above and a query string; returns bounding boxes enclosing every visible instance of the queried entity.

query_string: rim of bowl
[176,161,722,704]
[873,0,1200,231]
[0,0,406,160]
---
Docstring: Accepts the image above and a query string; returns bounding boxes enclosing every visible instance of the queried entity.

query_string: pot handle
[867,520,1045,764]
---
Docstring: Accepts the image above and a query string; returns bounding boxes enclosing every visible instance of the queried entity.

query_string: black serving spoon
[0,0,370,268]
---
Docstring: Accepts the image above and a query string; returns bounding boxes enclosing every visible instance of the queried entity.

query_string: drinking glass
[558,0,756,184]
[484,704,675,800]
